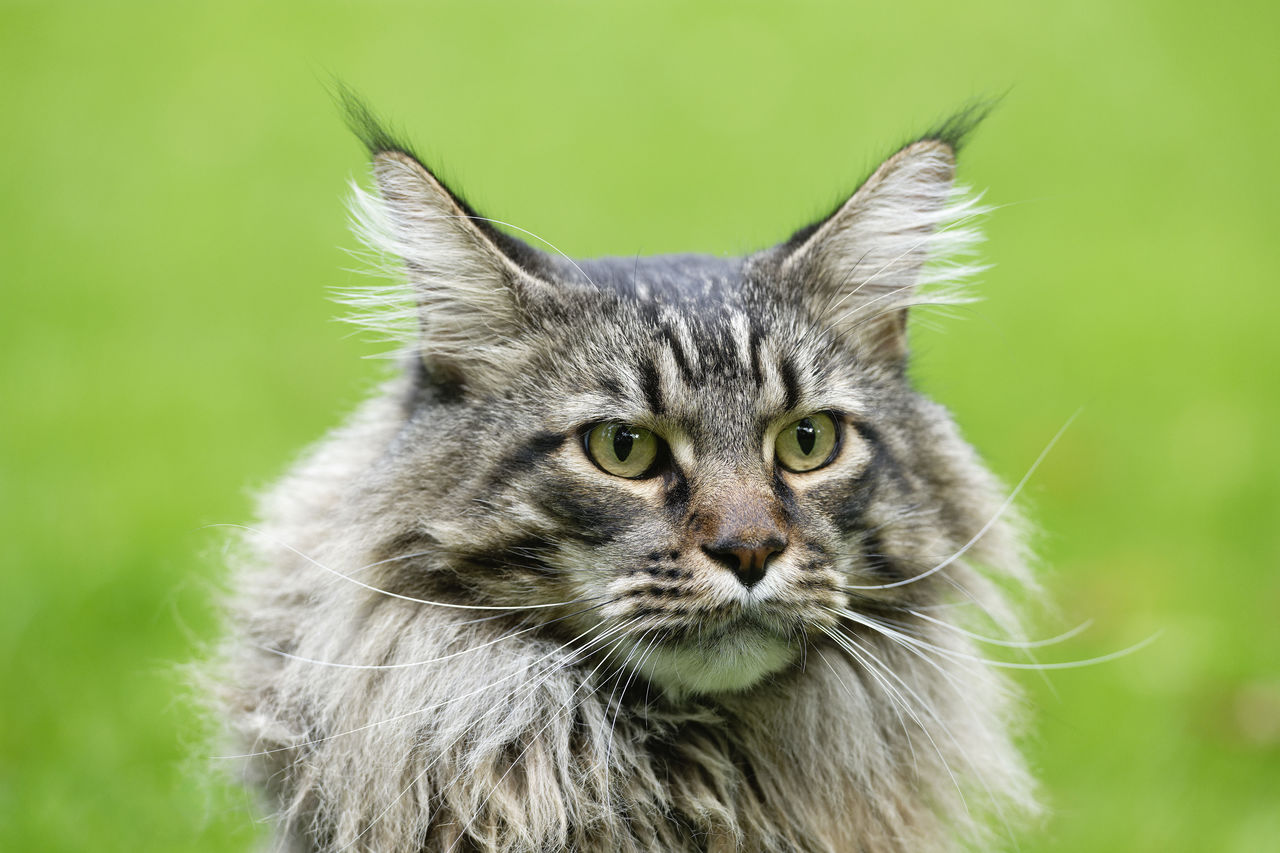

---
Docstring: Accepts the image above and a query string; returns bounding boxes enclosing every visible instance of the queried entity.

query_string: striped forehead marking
[613,309,808,419]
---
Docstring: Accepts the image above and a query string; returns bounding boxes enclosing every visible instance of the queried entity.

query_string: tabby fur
[212,102,1039,852]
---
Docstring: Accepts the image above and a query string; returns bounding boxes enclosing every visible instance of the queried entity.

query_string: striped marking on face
[656,317,699,386]
[620,309,808,420]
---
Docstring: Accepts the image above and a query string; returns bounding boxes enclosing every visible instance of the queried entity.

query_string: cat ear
[348,143,555,393]
[775,135,985,364]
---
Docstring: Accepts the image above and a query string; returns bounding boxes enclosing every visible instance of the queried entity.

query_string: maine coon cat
[213,98,1041,852]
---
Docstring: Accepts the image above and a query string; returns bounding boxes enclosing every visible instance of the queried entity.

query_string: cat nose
[702,534,787,589]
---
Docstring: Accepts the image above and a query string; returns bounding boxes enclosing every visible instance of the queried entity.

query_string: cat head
[340,101,1006,696]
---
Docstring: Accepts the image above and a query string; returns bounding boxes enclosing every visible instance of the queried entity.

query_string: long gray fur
[211,103,1039,852]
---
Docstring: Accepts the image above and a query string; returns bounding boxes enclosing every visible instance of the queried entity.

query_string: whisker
[819,630,967,815]
[832,605,1161,671]
[600,627,661,814]
[255,595,619,670]
[461,215,599,290]
[844,410,1078,591]
[814,639,920,777]
[908,610,1095,650]
[440,625,639,853]
[825,623,1021,844]
[320,548,436,584]
[215,617,626,760]
[209,523,587,611]
[339,621,638,853]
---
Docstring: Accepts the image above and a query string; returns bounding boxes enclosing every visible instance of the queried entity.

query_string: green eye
[585,422,661,478]
[775,412,840,473]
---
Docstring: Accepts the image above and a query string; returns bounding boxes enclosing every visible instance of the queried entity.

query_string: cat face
[346,130,991,697]
[489,276,880,694]
[219,103,1040,852]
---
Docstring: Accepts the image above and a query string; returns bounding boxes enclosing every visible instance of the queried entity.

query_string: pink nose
[702,535,787,588]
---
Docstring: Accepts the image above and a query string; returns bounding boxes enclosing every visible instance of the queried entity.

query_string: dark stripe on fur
[660,325,697,386]
[486,431,567,489]
[507,432,567,470]
[463,537,560,578]
[827,425,896,533]
[770,465,800,523]
[778,354,801,412]
[833,462,880,533]
[404,355,466,412]
[662,466,691,518]
[639,358,664,414]
[541,482,631,546]
[858,529,907,583]
[747,319,765,387]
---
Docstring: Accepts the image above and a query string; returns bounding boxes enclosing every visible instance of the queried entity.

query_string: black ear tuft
[915,95,1002,152]
[772,112,990,364]
[330,82,553,277]
[330,80,420,160]
[780,97,999,254]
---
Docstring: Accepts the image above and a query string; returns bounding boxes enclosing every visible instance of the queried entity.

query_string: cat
[211,96,1041,852]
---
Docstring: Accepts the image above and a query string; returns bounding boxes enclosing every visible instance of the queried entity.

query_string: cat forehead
[564,253,748,305]
[537,272,868,432]
[553,252,793,354]
[535,253,855,413]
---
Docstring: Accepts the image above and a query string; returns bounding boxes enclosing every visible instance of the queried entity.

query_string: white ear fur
[343,151,550,390]
[781,141,986,362]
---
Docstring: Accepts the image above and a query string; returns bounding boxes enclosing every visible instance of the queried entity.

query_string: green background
[2,1,1276,850]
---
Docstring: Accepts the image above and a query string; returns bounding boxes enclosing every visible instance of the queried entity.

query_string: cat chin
[628,629,797,697]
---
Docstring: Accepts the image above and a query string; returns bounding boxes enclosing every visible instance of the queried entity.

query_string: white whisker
[216,618,623,760]
[833,605,1161,672]
[256,596,618,670]
[819,630,968,817]
[441,626,638,853]
[844,411,1078,591]
[210,523,586,611]
[908,610,1094,650]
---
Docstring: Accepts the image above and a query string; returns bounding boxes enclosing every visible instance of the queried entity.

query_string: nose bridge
[689,462,789,588]
[709,483,784,543]
[688,453,779,528]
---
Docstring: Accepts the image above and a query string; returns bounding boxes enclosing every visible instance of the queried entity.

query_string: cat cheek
[536,472,666,545]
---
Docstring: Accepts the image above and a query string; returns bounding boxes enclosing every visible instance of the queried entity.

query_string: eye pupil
[796,419,816,455]
[586,423,660,479]
[613,428,635,462]
[774,412,839,473]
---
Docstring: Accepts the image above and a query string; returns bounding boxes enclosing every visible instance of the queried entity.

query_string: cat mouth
[622,593,825,641]
[637,610,802,661]
[625,617,800,694]
[680,611,789,642]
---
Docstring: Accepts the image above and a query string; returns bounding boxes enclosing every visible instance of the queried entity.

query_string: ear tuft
[776,118,990,364]
[336,115,554,392]
[916,97,999,153]
[332,81,419,161]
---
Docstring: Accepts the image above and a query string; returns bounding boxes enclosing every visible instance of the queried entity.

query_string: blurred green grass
[2,2,1276,850]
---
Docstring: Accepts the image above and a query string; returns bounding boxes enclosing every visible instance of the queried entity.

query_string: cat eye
[775,412,840,473]
[584,422,662,479]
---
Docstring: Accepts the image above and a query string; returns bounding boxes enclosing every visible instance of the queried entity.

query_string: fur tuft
[778,140,990,362]
[333,180,421,357]
[332,81,418,161]
[915,97,1001,153]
